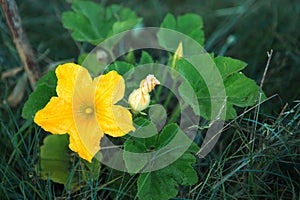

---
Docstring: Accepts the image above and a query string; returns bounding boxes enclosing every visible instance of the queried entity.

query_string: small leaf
[125,50,136,64]
[22,71,57,119]
[160,13,176,30]
[105,61,134,76]
[139,51,154,65]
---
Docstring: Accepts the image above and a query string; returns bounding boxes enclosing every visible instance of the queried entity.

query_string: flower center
[84,107,93,114]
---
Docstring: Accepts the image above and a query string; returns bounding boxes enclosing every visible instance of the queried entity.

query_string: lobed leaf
[124,123,199,200]
[157,13,205,51]
[214,56,247,79]
[62,1,141,45]
[22,70,57,119]
[177,56,261,120]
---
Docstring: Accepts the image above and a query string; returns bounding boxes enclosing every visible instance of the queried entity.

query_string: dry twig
[0,0,40,89]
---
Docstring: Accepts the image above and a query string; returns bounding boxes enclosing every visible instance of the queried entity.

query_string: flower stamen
[85,107,93,114]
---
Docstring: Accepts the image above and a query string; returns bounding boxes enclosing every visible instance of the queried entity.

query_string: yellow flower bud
[128,75,160,112]
[172,42,183,68]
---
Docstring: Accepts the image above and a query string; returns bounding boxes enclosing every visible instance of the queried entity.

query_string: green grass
[1,0,299,199]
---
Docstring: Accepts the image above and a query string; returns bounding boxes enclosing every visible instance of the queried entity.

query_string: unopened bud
[128,88,151,112]
[172,42,183,68]
[128,75,160,112]
[140,74,160,94]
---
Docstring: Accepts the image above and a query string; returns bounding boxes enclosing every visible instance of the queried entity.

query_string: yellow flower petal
[96,105,135,137]
[34,97,73,134]
[94,70,135,136]
[71,111,103,162]
[56,63,88,103]
[93,70,125,105]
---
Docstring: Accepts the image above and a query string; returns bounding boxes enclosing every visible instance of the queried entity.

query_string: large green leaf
[137,151,198,200]
[124,123,199,200]
[176,59,212,119]
[177,56,260,120]
[224,72,260,107]
[39,135,102,190]
[124,118,157,173]
[214,56,247,79]
[39,135,77,189]
[157,13,205,51]
[22,70,57,119]
[62,1,141,45]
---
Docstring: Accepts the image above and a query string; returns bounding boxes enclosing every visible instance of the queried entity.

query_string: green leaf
[139,51,154,65]
[124,118,157,173]
[176,59,204,90]
[105,61,134,76]
[177,14,204,45]
[137,151,198,200]
[177,56,261,120]
[125,50,136,64]
[124,123,199,199]
[62,1,141,45]
[22,70,57,119]
[78,53,106,76]
[160,13,176,29]
[214,56,247,79]
[224,72,260,107]
[39,135,77,189]
[157,13,205,51]
[176,59,211,119]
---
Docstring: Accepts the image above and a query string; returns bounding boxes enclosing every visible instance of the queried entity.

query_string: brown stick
[1,66,23,79]
[1,0,40,89]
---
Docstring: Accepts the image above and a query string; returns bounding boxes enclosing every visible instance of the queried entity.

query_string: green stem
[162,80,176,109]
[154,67,168,102]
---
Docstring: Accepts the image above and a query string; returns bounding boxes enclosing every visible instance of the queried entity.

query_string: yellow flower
[128,75,160,112]
[34,63,135,162]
